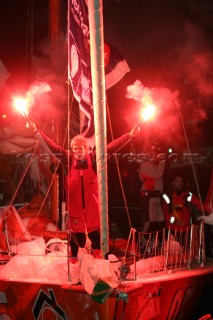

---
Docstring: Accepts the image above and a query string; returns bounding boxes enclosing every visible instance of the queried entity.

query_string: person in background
[31,124,140,257]
[162,174,213,258]
[139,142,166,237]
[163,174,203,231]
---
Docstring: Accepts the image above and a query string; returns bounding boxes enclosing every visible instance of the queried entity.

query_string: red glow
[12,96,28,117]
[141,104,156,122]
[12,82,52,120]
[140,92,157,122]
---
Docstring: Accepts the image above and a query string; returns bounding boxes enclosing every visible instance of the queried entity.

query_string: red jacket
[36,131,132,233]
[162,191,207,232]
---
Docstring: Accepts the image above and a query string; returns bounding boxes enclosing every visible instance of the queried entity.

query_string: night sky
[103,0,213,151]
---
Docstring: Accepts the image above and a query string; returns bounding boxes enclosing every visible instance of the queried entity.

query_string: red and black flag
[68,0,129,140]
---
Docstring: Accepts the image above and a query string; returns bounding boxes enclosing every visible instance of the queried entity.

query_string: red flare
[12,96,29,118]
[141,104,156,122]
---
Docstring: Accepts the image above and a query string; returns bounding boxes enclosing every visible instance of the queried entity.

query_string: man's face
[172,176,184,192]
[72,145,87,160]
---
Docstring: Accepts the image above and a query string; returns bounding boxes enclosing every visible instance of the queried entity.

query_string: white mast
[88,0,109,256]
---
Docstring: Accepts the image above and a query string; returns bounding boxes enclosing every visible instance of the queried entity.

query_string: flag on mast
[68,0,129,141]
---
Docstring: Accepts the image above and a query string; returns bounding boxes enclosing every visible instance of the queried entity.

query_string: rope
[177,102,205,216]
[106,99,133,230]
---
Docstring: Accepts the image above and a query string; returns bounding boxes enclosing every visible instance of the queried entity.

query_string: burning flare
[126,80,158,124]
[126,80,180,129]
[141,104,156,122]
[12,96,29,118]
[12,82,52,121]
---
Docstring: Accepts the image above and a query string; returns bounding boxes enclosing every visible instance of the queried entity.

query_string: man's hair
[70,135,88,149]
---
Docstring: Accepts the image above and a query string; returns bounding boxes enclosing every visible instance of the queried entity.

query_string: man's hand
[197,212,213,226]
[129,125,140,138]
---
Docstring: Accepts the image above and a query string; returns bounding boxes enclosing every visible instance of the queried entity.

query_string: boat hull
[115,264,213,320]
[0,264,212,319]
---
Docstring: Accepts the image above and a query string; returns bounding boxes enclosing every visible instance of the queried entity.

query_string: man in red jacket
[162,174,213,258]
[34,125,140,257]
[163,175,203,231]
